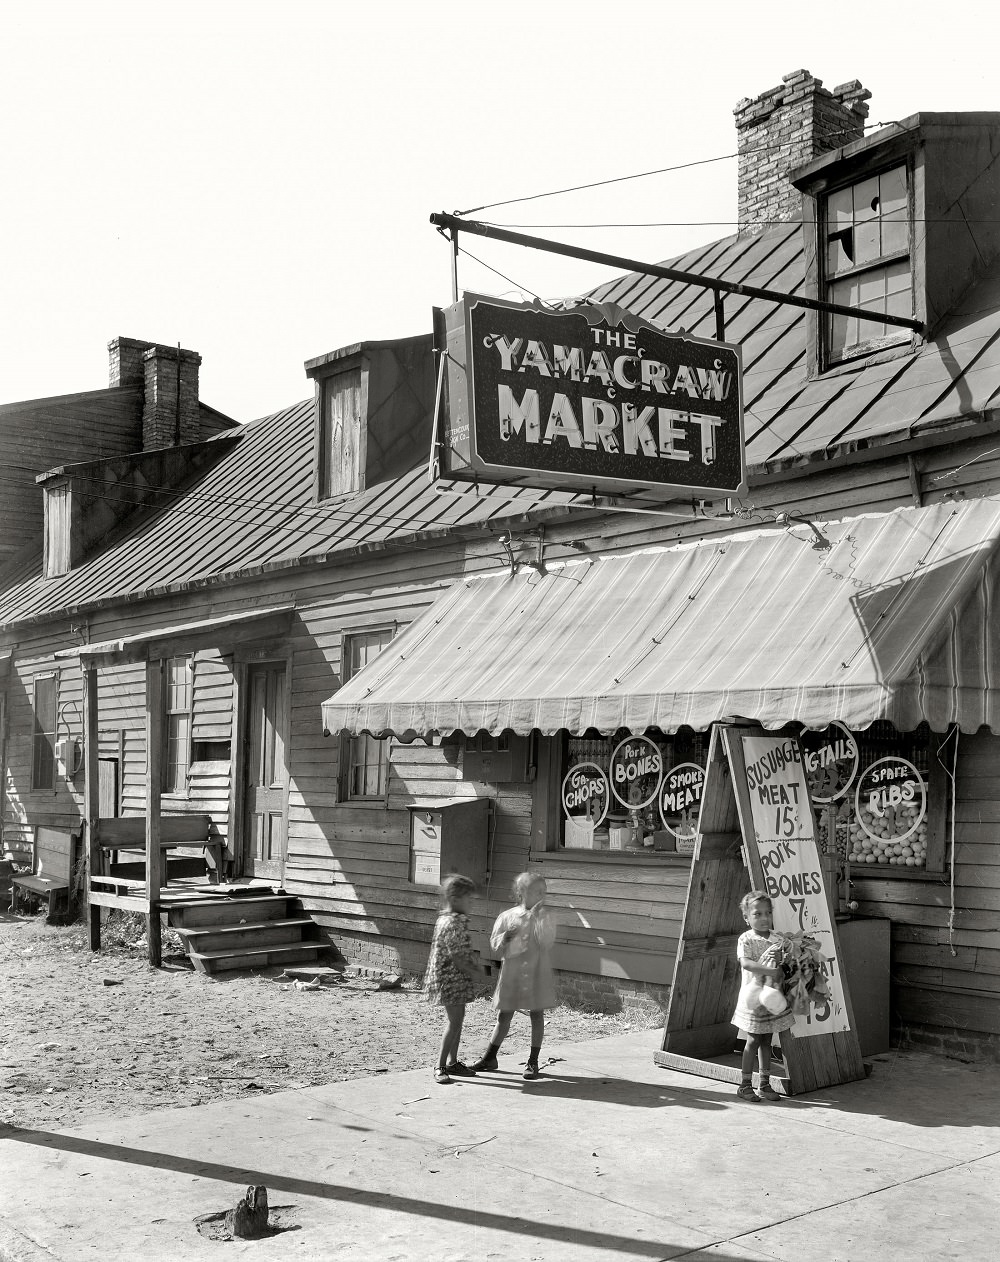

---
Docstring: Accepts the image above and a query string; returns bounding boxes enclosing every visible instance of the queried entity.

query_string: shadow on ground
[1,1124,748,1259]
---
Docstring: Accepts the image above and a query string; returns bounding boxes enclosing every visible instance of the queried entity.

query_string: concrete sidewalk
[1,1030,998,1261]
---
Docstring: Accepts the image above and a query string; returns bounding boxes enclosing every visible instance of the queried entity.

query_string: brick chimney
[734,70,871,235]
[107,336,203,449]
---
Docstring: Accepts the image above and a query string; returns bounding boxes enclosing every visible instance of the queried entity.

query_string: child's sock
[741,1075,753,1087]
[528,1044,541,1066]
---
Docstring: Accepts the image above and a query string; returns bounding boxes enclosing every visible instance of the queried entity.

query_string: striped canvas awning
[321,498,1000,738]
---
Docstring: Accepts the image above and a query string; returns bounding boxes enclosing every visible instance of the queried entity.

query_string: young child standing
[424,874,481,1084]
[732,890,795,1102]
[471,872,557,1080]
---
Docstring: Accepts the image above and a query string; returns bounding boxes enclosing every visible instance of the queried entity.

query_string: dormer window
[305,335,435,505]
[319,365,363,500]
[823,164,912,364]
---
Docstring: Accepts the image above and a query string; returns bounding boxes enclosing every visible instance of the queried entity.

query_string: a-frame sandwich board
[655,723,866,1095]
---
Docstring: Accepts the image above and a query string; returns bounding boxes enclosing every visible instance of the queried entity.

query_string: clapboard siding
[2,636,90,860]
[527,855,688,984]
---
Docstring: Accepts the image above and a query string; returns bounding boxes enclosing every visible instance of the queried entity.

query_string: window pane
[880,167,909,255]
[857,269,887,311]
[829,275,862,354]
[885,259,913,318]
[343,631,393,799]
[163,656,192,792]
[32,676,57,790]
[879,166,908,217]
[826,186,855,277]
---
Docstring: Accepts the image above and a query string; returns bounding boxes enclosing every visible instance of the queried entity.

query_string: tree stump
[225,1185,270,1239]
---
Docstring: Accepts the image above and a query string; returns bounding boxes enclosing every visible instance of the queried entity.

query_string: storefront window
[561,727,707,855]
[809,721,947,875]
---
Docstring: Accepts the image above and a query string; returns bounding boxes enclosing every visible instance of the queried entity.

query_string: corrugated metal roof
[3,220,1000,628]
[0,399,577,626]
[320,497,1000,737]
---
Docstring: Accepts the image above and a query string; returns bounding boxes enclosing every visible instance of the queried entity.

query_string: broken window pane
[823,165,911,364]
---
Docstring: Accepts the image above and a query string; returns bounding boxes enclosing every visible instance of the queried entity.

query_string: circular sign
[561,763,610,826]
[801,721,859,803]
[853,757,927,848]
[658,763,705,840]
[609,735,663,810]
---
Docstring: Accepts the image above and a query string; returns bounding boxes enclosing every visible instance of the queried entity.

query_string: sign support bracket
[431,212,925,337]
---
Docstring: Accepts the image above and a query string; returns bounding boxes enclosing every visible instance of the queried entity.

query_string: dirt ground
[0,906,654,1133]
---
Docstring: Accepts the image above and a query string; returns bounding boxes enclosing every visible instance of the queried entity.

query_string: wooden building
[2,71,1000,1058]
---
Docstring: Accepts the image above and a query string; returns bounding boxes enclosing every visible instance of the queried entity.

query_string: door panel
[243,663,288,880]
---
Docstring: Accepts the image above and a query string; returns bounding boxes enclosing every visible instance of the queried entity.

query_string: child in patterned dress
[470,872,558,1080]
[424,873,481,1084]
[732,890,795,1102]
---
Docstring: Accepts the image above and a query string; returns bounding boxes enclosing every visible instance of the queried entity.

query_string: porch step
[168,894,295,929]
[173,916,319,955]
[184,940,326,976]
[165,889,329,975]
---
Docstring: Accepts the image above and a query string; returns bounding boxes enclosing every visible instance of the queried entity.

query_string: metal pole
[714,293,726,342]
[429,212,924,336]
[450,232,459,304]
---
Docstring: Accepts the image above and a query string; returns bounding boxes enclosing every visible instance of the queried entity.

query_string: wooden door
[242,662,288,881]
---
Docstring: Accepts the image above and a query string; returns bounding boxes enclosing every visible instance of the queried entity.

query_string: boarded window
[44,483,71,577]
[163,655,193,794]
[823,165,912,365]
[320,367,363,499]
[31,674,58,790]
[341,628,394,800]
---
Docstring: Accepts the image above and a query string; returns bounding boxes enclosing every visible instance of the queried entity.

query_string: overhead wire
[457,119,906,216]
[479,217,1000,230]
[25,468,573,565]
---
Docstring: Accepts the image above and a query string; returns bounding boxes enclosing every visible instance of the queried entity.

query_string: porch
[55,604,298,967]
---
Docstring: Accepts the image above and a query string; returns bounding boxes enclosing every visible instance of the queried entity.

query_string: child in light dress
[470,872,557,1080]
[732,890,795,1102]
[423,873,481,1084]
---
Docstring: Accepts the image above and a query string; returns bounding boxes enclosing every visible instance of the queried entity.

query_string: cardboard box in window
[674,831,698,855]
[563,818,595,849]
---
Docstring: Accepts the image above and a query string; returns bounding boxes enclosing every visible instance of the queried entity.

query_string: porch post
[83,662,101,951]
[145,658,164,967]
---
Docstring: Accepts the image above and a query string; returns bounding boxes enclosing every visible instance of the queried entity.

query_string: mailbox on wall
[407,797,490,888]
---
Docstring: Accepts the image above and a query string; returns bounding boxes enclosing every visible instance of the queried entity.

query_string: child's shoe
[522,1061,540,1080]
[433,1066,452,1084]
[469,1051,499,1072]
[445,1060,477,1077]
[735,1083,760,1102]
[757,1081,781,1102]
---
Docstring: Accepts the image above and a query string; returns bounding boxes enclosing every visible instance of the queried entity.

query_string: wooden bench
[94,814,225,887]
[12,827,78,918]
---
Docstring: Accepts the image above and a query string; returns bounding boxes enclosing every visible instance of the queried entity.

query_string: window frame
[339,626,396,805]
[820,160,915,369]
[308,350,369,504]
[810,720,947,879]
[31,672,58,792]
[162,653,194,797]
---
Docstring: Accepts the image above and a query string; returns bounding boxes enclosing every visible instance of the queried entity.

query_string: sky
[0,0,995,423]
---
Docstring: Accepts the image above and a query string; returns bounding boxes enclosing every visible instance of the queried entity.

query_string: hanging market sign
[609,735,663,810]
[561,762,610,825]
[435,293,745,499]
[740,735,851,1039]
[801,721,859,803]
[659,762,705,841]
